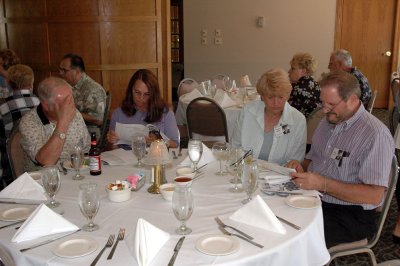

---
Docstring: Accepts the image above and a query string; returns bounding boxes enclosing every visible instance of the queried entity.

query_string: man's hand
[107,130,119,144]
[286,160,304,173]
[290,171,324,191]
[54,94,76,131]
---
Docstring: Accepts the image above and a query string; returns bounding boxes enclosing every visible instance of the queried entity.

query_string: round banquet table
[0,151,330,266]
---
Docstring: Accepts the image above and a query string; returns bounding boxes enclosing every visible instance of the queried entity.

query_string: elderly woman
[232,68,306,164]
[107,69,179,148]
[288,53,320,118]
[0,49,20,89]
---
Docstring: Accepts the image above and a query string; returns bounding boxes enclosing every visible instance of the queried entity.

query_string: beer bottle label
[90,156,101,172]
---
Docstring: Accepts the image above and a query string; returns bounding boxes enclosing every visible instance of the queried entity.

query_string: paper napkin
[12,204,79,243]
[126,218,170,266]
[213,89,236,108]
[0,172,47,201]
[179,89,203,103]
[180,143,215,167]
[230,195,286,235]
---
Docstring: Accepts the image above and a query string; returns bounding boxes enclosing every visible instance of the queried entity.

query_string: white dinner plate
[53,236,98,258]
[285,195,321,209]
[62,160,89,170]
[0,206,35,221]
[195,234,240,256]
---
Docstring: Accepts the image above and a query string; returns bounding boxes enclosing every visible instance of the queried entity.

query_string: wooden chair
[98,91,112,151]
[186,97,229,148]
[327,155,399,266]
[6,120,25,180]
[367,90,378,113]
[177,78,198,97]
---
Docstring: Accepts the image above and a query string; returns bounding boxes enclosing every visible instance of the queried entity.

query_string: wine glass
[172,185,194,235]
[79,183,100,232]
[42,166,61,208]
[212,142,229,175]
[70,146,85,180]
[227,147,244,193]
[188,139,203,171]
[132,133,146,167]
[241,162,259,204]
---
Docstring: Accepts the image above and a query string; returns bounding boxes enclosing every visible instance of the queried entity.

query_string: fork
[218,226,264,248]
[107,228,125,260]
[214,217,254,240]
[91,234,115,266]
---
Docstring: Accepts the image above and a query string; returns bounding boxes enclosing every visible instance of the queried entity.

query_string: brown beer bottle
[89,132,102,175]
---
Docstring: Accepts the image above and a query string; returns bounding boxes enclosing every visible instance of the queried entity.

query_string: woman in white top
[232,68,306,165]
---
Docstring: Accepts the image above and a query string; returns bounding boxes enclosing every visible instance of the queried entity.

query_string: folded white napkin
[0,172,47,201]
[230,195,286,235]
[126,218,170,266]
[180,143,215,167]
[179,89,203,103]
[12,204,79,243]
[213,89,236,108]
[101,148,136,165]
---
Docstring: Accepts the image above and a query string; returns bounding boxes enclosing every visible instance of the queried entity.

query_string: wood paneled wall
[0,0,172,112]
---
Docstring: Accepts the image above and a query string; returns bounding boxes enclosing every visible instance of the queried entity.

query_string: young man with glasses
[288,70,394,248]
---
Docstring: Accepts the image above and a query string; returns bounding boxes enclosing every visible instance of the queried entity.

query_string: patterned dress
[350,67,371,109]
[289,76,321,118]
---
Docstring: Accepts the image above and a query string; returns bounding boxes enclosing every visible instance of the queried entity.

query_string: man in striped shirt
[290,70,394,248]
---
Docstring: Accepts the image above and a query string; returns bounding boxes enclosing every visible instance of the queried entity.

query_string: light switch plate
[201,29,207,37]
[214,37,222,45]
[215,29,222,37]
[201,37,207,45]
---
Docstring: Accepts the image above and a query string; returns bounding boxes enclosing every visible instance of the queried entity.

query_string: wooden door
[335,0,399,108]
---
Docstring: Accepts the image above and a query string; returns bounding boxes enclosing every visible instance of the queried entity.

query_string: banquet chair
[6,120,24,180]
[367,90,378,113]
[390,78,400,135]
[98,91,111,151]
[186,97,229,148]
[177,78,199,97]
[211,74,228,89]
[326,155,399,266]
[306,107,324,153]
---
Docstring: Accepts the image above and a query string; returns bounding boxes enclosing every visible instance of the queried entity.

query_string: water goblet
[70,146,85,180]
[79,183,100,232]
[188,139,203,171]
[42,166,61,208]
[227,147,244,193]
[172,185,194,235]
[212,142,229,175]
[132,133,146,167]
[241,162,259,204]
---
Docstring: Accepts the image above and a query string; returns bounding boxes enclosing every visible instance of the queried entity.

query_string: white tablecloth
[0,151,330,266]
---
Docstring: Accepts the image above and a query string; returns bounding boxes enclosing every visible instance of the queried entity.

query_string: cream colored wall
[184,0,336,85]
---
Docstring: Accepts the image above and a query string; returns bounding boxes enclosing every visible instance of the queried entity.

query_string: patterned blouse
[289,75,321,118]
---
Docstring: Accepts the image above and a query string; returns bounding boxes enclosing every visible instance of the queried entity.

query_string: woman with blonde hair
[232,68,306,164]
[288,52,320,118]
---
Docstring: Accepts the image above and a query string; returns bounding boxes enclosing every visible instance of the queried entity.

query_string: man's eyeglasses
[58,67,73,74]
[321,99,344,112]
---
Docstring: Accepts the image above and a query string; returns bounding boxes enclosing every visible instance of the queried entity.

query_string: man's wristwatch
[53,130,66,140]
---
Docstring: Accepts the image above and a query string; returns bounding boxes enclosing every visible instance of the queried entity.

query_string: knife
[0,220,25,229]
[0,200,41,205]
[167,236,185,266]
[276,216,301,230]
[20,229,81,252]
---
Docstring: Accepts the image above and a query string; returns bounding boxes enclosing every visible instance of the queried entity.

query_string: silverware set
[107,228,125,260]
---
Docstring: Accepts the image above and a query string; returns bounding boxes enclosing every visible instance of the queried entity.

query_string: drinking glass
[132,133,146,167]
[42,166,61,208]
[241,162,259,204]
[70,146,85,180]
[172,184,194,235]
[79,183,100,232]
[188,139,203,171]
[227,147,244,193]
[212,142,229,175]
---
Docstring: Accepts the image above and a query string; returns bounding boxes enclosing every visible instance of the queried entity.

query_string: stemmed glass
[132,133,146,167]
[70,146,85,180]
[188,139,203,171]
[42,166,61,208]
[227,147,244,193]
[241,162,259,204]
[172,184,194,235]
[79,183,100,232]
[212,142,229,175]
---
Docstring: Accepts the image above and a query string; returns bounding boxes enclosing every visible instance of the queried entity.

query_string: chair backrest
[186,97,229,144]
[177,78,198,97]
[367,90,378,113]
[306,107,325,145]
[98,91,112,150]
[211,74,228,89]
[6,120,24,180]
[392,77,400,108]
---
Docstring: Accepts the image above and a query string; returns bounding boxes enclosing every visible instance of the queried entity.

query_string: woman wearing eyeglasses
[107,69,179,148]
[231,68,306,165]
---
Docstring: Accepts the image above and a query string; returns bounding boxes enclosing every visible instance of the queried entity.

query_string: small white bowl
[160,183,175,201]
[106,184,132,202]
[176,167,196,178]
